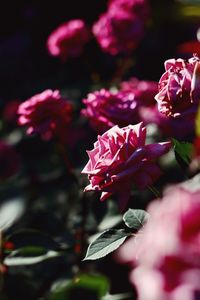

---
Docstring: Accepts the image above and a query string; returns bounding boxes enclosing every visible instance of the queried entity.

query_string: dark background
[0,0,198,102]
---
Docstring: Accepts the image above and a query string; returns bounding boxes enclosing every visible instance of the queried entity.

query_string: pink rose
[155,55,200,118]
[18,90,73,141]
[47,19,91,61]
[82,123,171,208]
[92,11,144,55]
[139,105,195,139]
[132,267,200,300]
[120,77,158,106]
[117,185,200,299]
[0,141,20,181]
[81,89,140,133]
[108,0,150,22]
[177,40,200,57]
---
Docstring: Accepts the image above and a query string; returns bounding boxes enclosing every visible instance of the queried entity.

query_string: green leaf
[172,138,193,166]
[98,200,123,231]
[123,209,149,230]
[98,215,122,231]
[49,274,110,300]
[179,173,200,192]
[102,293,132,300]
[0,198,25,231]
[83,229,131,261]
[4,248,60,266]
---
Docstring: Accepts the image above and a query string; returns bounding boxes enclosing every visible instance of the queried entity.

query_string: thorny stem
[57,142,73,174]
[110,56,134,85]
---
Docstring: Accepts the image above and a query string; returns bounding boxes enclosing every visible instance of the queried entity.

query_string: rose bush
[82,122,171,208]
[47,19,90,61]
[18,89,73,141]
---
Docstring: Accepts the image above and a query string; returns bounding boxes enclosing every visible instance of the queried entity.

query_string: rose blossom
[108,0,150,22]
[17,90,72,141]
[139,105,195,139]
[177,40,200,56]
[0,141,20,181]
[132,267,200,300]
[92,10,144,55]
[81,89,140,133]
[117,185,200,299]
[120,77,158,106]
[47,19,90,61]
[155,55,200,118]
[119,77,195,139]
[82,122,171,208]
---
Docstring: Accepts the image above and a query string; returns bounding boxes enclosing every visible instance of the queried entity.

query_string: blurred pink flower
[117,186,200,299]
[82,122,171,208]
[120,77,158,106]
[132,267,200,300]
[92,11,144,55]
[47,19,91,61]
[18,90,73,141]
[139,105,195,139]
[177,40,200,56]
[119,77,195,139]
[82,89,140,133]
[0,141,20,181]
[108,0,150,21]
[155,55,200,118]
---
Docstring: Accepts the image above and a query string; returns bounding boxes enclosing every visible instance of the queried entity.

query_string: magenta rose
[82,89,140,133]
[139,105,195,139]
[117,185,200,299]
[47,19,91,61]
[132,267,200,300]
[92,10,144,55]
[108,0,150,22]
[155,55,200,118]
[18,90,73,141]
[120,77,158,106]
[82,123,171,208]
[0,141,20,181]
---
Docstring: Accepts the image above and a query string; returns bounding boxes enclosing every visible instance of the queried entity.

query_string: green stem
[147,185,161,198]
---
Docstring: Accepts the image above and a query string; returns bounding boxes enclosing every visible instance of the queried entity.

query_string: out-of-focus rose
[117,186,200,299]
[81,89,140,133]
[47,19,91,61]
[119,77,195,139]
[155,55,200,118]
[139,105,195,139]
[108,0,150,22]
[2,100,19,124]
[120,77,158,106]
[92,11,144,55]
[82,122,171,208]
[18,90,73,141]
[0,141,20,181]
[132,267,200,300]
